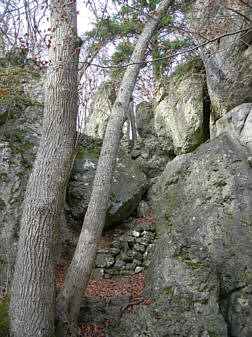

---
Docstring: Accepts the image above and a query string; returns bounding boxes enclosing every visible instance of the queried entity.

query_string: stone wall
[92,222,156,279]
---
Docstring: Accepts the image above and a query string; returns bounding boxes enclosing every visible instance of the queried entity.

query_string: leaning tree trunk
[9,1,80,336]
[56,0,173,332]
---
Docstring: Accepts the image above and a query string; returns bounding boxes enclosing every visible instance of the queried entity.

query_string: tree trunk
[129,100,137,144]
[56,0,173,331]
[9,1,80,336]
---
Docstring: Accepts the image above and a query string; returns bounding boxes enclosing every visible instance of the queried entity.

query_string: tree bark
[56,0,173,331]
[9,1,80,336]
[129,100,137,144]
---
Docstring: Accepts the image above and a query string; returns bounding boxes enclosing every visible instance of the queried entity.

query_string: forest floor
[56,214,155,337]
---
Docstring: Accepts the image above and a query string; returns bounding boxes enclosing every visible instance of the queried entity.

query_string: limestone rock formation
[191,0,252,119]
[107,135,252,337]
[216,103,252,153]
[154,59,207,155]
[135,102,154,138]
[0,67,44,289]
[85,82,116,139]
[132,102,171,178]
[67,136,148,227]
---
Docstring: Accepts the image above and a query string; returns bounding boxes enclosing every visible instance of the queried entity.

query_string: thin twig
[79,26,252,69]
[120,299,144,316]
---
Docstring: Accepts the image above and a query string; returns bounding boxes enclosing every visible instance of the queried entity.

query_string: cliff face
[190,0,252,123]
[1,3,252,333]
[108,135,252,337]
[106,3,252,336]
[0,66,44,287]
[0,59,147,290]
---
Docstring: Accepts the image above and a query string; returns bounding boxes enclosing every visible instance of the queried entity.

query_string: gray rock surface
[154,59,206,155]
[216,103,252,153]
[131,136,170,178]
[67,137,148,226]
[0,69,44,290]
[135,102,154,138]
[191,0,252,119]
[92,222,156,279]
[85,82,116,139]
[107,135,252,337]
[79,295,131,326]
[129,101,170,178]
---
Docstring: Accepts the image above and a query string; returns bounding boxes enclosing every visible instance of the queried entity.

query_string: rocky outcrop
[216,103,252,153]
[0,66,148,289]
[79,295,131,327]
[67,136,148,227]
[107,135,252,337]
[85,82,116,139]
[131,102,171,178]
[154,59,208,155]
[0,67,44,289]
[191,0,252,120]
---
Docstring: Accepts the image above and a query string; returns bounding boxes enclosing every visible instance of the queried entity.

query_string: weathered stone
[122,236,135,247]
[96,252,114,268]
[114,259,125,270]
[131,135,170,178]
[0,141,27,287]
[91,268,104,279]
[119,242,129,251]
[135,222,155,232]
[120,251,132,263]
[135,237,149,246]
[110,247,120,256]
[127,250,142,261]
[216,103,252,153]
[107,295,130,307]
[154,59,206,155]
[68,145,147,227]
[85,82,116,139]
[110,241,120,249]
[0,69,44,288]
[132,259,142,266]
[143,244,156,261]
[108,135,252,336]
[133,243,146,253]
[136,200,150,218]
[134,266,144,274]
[190,0,252,119]
[120,270,135,276]
[131,230,140,238]
[135,102,154,137]
[141,231,155,241]
[125,262,137,271]
[79,297,106,325]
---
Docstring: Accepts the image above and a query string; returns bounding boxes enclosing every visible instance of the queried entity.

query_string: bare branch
[80,26,252,69]
[227,7,252,23]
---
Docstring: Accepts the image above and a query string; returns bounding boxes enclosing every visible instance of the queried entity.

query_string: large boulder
[67,136,148,227]
[216,103,252,153]
[154,59,207,155]
[107,135,252,337]
[190,0,252,119]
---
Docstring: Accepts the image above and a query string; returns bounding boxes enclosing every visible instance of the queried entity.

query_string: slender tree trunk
[9,1,80,336]
[129,100,137,144]
[56,0,173,332]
